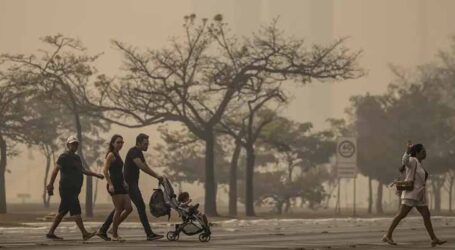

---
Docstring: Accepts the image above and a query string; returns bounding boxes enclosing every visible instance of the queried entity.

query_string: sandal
[83,231,96,241]
[96,231,111,241]
[111,235,125,242]
[46,233,64,240]
[382,235,397,245]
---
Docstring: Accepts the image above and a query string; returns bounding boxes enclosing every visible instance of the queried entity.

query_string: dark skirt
[107,182,129,196]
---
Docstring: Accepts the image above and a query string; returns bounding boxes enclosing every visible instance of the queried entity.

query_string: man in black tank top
[97,133,164,241]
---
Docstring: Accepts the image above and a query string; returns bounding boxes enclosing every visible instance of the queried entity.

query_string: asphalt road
[0,216,454,249]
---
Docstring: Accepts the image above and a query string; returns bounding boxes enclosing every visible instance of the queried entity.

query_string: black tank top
[108,152,124,186]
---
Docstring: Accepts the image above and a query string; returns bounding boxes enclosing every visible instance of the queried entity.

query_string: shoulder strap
[411,159,418,182]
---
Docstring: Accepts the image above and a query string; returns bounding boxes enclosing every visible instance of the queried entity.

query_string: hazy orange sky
[1,0,455,207]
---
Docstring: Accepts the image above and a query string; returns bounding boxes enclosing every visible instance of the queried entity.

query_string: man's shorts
[58,187,82,216]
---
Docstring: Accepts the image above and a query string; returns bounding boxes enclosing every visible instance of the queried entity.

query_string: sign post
[336,137,357,217]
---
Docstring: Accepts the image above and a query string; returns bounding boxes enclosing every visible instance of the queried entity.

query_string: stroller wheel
[199,233,210,242]
[166,231,179,241]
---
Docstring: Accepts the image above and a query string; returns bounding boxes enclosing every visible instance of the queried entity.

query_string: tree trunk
[376,181,384,214]
[228,140,241,217]
[93,172,99,206]
[284,197,291,213]
[74,112,93,217]
[204,130,218,216]
[42,149,52,208]
[245,144,256,216]
[178,182,182,193]
[276,200,284,215]
[449,175,454,213]
[431,177,443,213]
[0,134,7,214]
[368,177,373,214]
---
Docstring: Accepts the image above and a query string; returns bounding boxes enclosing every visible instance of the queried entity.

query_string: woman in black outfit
[103,134,132,241]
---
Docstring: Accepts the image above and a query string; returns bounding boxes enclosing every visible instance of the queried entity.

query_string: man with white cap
[45,135,104,241]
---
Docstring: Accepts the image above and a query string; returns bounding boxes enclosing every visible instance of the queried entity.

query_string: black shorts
[106,183,129,196]
[58,187,81,216]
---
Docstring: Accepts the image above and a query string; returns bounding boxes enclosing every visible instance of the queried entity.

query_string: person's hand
[97,174,104,180]
[108,183,115,193]
[46,184,54,193]
[406,140,413,153]
[157,175,164,183]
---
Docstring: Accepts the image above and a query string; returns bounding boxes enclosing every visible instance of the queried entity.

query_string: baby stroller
[150,178,211,242]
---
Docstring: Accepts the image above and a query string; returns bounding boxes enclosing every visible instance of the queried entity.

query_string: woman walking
[102,134,132,241]
[383,143,446,247]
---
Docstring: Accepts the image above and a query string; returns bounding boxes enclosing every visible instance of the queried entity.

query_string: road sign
[335,137,358,217]
[336,137,357,178]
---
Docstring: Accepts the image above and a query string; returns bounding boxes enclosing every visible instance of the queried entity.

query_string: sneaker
[431,239,447,247]
[147,233,164,241]
[46,234,64,240]
[96,231,111,241]
[83,231,96,241]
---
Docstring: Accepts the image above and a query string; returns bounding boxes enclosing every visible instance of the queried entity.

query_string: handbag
[394,161,417,192]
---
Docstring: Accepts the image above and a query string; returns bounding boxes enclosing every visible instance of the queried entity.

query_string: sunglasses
[116,141,125,144]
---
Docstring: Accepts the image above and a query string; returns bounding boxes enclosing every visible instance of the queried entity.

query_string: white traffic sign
[336,137,357,178]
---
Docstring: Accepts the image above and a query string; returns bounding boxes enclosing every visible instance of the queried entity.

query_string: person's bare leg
[415,206,436,240]
[415,206,447,246]
[74,215,89,235]
[111,195,124,238]
[386,204,413,239]
[118,195,132,224]
[47,212,66,235]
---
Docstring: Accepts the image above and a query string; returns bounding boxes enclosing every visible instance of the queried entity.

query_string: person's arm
[46,165,60,193]
[402,140,413,166]
[103,153,115,188]
[402,151,410,166]
[81,161,104,179]
[82,168,104,179]
[133,158,162,180]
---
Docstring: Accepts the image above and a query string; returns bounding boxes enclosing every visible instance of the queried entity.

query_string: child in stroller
[156,178,211,242]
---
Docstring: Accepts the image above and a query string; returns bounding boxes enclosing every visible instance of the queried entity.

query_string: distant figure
[46,135,104,241]
[100,134,132,241]
[383,143,446,247]
[97,133,164,241]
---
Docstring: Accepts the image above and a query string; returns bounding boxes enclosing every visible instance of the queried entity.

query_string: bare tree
[1,35,110,216]
[218,90,284,216]
[92,15,362,215]
[444,170,455,213]
[0,79,38,213]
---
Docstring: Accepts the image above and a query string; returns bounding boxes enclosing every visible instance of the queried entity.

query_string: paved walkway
[0,217,454,249]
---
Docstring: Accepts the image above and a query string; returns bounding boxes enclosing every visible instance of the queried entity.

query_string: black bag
[149,189,170,219]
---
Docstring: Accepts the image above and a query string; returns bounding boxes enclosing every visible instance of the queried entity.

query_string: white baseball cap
[66,135,79,144]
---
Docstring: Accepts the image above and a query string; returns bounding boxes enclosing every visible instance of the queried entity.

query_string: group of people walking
[46,133,163,241]
[44,133,448,246]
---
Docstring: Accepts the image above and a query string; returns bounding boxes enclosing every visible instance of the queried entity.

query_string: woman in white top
[383,143,446,247]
